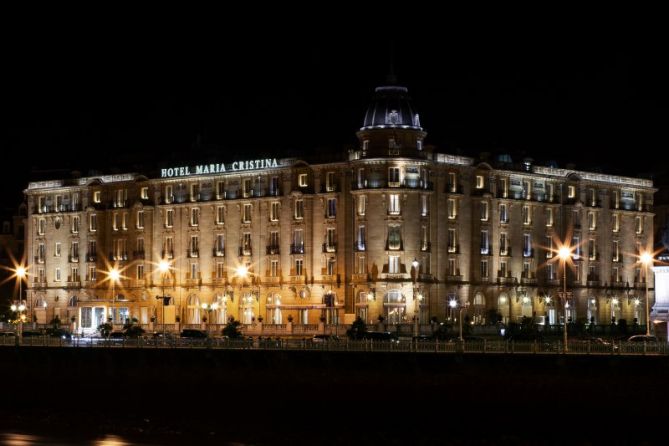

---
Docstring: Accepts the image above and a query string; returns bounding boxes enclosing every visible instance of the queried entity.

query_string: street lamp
[158,259,170,337]
[640,251,653,336]
[108,267,120,327]
[558,245,571,352]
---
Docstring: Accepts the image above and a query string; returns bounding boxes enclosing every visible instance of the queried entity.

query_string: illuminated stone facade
[23,83,656,334]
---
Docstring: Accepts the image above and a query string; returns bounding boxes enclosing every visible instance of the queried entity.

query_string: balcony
[497,273,516,285]
[86,253,97,262]
[290,243,305,254]
[447,244,460,254]
[521,273,537,285]
[68,255,79,263]
[445,272,463,282]
[213,248,225,258]
[523,248,533,258]
[480,244,493,256]
[266,245,280,255]
[499,247,512,257]
[185,273,202,287]
[238,247,252,257]
[188,249,199,258]
[354,242,366,252]
[109,252,128,261]
[386,241,404,251]
[66,277,81,288]
[322,243,337,253]
[132,250,145,260]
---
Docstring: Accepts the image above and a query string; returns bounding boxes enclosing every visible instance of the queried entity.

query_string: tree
[222,316,243,339]
[98,322,113,338]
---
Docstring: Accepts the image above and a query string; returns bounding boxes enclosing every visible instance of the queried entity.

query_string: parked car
[312,334,340,343]
[628,335,659,343]
[361,331,399,343]
[45,328,72,340]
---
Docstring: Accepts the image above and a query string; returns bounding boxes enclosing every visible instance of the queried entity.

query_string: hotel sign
[161,158,280,178]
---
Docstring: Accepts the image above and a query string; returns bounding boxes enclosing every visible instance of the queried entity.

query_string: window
[480,201,489,221]
[165,237,174,258]
[358,196,366,216]
[421,225,429,251]
[389,194,400,215]
[327,257,336,276]
[215,263,225,279]
[298,173,308,187]
[191,208,200,226]
[190,263,198,280]
[635,216,643,234]
[216,206,225,225]
[326,171,336,192]
[140,187,149,200]
[448,258,456,276]
[480,260,489,279]
[165,209,174,228]
[295,259,303,276]
[589,188,597,206]
[242,178,252,197]
[523,233,532,257]
[89,214,97,232]
[523,261,531,278]
[588,239,597,260]
[242,204,252,223]
[522,180,531,200]
[115,189,126,207]
[242,233,252,255]
[38,196,46,213]
[165,185,173,204]
[326,198,336,218]
[499,260,508,278]
[122,212,127,230]
[546,236,553,258]
[572,236,581,260]
[499,203,508,223]
[215,234,225,255]
[636,192,644,211]
[388,167,400,186]
[135,210,144,229]
[388,255,400,274]
[421,195,428,217]
[137,264,144,280]
[448,228,457,253]
[545,208,553,227]
[71,241,79,259]
[269,231,279,250]
[136,238,144,254]
[88,240,96,257]
[269,176,280,196]
[190,183,200,202]
[70,266,79,282]
[270,202,280,221]
[448,172,457,193]
[612,214,620,233]
[500,233,508,255]
[357,225,366,250]
[500,178,508,198]
[293,229,304,249]
[447,199,456,219]
[55,268,61,282]
[588,211,596,230]
[216,181,226,200]
[480,230,489,255]
[295,199,304,219]
[38,218,46,235]
[613,240,620,262]
[568,185,576,199]
[546,183,554,202]
[612,266,621,283]
[72,216,80,233]
[55,242,61,257]
[326,228,336,251]
[358,256,366,275]
[112,212,119,231]
[270,260,279,277]
[189,235,199,257]
[93,191,101,203]
[357,168,365,188]
[388,225,402,250]
[475,175,484,189]
[522,205,531,225]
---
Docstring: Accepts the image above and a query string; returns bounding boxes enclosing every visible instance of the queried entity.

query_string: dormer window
[386,110,399,125]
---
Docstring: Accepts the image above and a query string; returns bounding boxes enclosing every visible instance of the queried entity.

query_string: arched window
[472,292,485,324]
[68,296,78,307]
[214,294,227,324]
[187,294,200,324]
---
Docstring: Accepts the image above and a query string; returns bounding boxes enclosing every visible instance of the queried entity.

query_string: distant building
[0,205,26,319]
[22,81,656,334]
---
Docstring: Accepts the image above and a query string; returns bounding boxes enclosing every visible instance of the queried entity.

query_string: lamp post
[558,246,570,352]
[640,252,653,336]
[108,267,120,328]
[158,259,170,337]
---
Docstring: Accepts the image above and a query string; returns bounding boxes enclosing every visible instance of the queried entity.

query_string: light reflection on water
[2,433,152,446]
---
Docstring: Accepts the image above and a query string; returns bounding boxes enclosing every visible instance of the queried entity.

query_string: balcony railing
[133,250,145,260]
[239,247,252,257]
[266,245,280,255]
[354,242,366,251]
[68,255,79,263]
[86,253,97,262]
[322,243,337,253]
[290,243,305,254]
[499,247,511,257]
[213,249,225,257]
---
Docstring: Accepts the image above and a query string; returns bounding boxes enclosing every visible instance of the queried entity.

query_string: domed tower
[356,80,427,158]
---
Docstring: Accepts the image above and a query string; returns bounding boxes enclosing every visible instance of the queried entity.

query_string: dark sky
[2,23,667,205]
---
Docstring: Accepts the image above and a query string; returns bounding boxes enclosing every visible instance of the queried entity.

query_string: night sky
[1,24,667,205]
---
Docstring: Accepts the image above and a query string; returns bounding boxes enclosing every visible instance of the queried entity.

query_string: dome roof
[361,85,422,131]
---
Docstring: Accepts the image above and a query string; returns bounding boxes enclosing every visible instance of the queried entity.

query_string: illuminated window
[190,184,199,202]
[191,208,199,226]
[589,188,597,206]
[136,264,144,281]
[388,255,400,274]
[165,209,174,228]
[357,256,366,275]
[388,194,400,215]
[447,199,456,219]
[136,210,144,229]
[38,218,46,235]
[242,204,252,223]
[140,187,149,200]
[270,260,279,277]
[357,195,366,216]
[55,268,61,282]
[421,195,428,217]
[480,201,489,221]
[635,215,643,234]
[89,214,97,232]
[500,233,508,255]
[189,235,199,257]
[215,234,225,256]
[545,236,553,258]
[164,185,173,204]
[388,167,400,187]
[357,225,366,250]
[522,205,531,225]
[448,228,457,253]
[612,240,619,262]
[572,236,581,259]
[112,212,119,231]
[588,211,596,230]
[326,172,336,192]
[121,212,127,230]
[523,234,532,257]
[295,259,303,276]
[93,191,101,203]
[242,178,252,198]
[216,181,225,200]
[216,206,225,225]
[388,225,401,250]
[476,175,484,189]
[448,172,457,193]
[55,242,61,257]
[500,203,508,223]
[326,198,336,218]
[72,216,80,233]
[545,208,553,227]
[568,185,576,198]
[298,174,308,187]
[270,202,279,221]
[500,178,508,198]
[612,214,620,232]
[588,239,597,260]
[612,190,620,209]
[480,230,489,255]
[294,199,304,219]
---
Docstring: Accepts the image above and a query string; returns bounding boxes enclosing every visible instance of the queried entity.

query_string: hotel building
[23,82,655,334]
